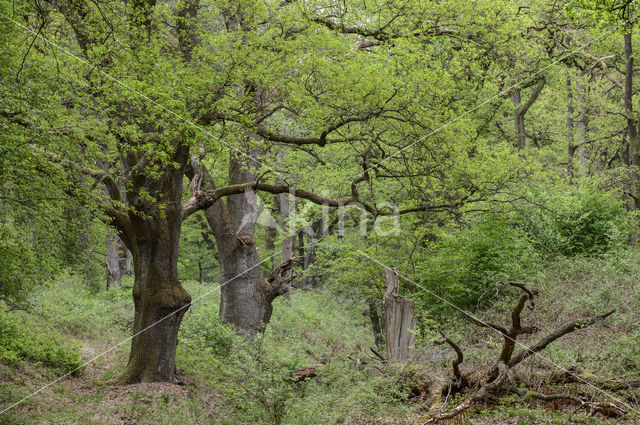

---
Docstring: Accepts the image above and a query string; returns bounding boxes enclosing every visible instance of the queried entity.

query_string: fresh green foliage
[0,301,82,372]
[3,0,640,422]
[416,216,539,315]
[515,186,632,257]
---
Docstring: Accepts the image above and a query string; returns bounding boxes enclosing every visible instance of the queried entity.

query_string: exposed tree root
[509,386,626,417]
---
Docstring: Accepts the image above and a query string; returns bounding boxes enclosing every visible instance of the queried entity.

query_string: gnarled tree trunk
[116,146,192,384]
[118,212,191,383]
[199,153,290,334]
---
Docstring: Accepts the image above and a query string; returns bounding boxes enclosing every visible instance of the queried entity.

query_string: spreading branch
[310,16,455,43]
[183,178,471,219]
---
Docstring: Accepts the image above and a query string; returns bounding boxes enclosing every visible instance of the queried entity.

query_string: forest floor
[2,252,640,424]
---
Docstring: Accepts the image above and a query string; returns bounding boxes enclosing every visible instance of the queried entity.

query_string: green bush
[416,216,539,316]
[30,269,133,340]
[0,301,83,373]
[516,187,631,258]
[554,191,628,256]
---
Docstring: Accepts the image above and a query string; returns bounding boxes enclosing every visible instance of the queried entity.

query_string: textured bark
[106,233,122,290]
[383,267,416,362]
[368,298,384,349]
[199,153,286,334]
[115,145,192,384]
[117,210,191,384]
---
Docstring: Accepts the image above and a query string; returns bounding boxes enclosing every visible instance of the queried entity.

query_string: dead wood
[294,365,320,382]
[383,267,417,362]
[424,282,616,424]
[509,386,626,417]
[434,331,466,391]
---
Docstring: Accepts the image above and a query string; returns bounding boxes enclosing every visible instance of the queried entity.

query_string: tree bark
[117,209,191,384]
[198,153,286,334]
[624,30,640,229]
[121,240,132,276]
[512,79,545,150]
[512,89,525,149]
[368,298,384,349]
[116,145,192,384]
[383,267,416,362]
[567,70,577,182]
[106,233,122,289]
[576,71,589,170]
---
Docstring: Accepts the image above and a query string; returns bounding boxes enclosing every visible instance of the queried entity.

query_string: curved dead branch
[434,331,464,384]
[425,361,509,424]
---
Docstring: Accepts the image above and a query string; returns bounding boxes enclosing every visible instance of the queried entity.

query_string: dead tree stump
[383,267,417,362]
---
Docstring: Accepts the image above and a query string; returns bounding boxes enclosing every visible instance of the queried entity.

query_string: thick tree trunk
[200,153,286,334]
[117,144,191,384]
[118,213,191,384]
[216,229,272,333]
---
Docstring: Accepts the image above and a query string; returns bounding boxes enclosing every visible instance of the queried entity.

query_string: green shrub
[0,301,83,373]
[30,269,133,340]
[416,216,539,316]
[555,191,628,256]
[516,187,631,257]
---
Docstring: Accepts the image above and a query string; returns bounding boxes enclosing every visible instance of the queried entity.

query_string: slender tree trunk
[624,30,640,239]
[512,79,545,150]
[567,71,577,182]
[512,89,526,149]
[106,233,122,289]
[121,240,132,276]
[576,71,589,170]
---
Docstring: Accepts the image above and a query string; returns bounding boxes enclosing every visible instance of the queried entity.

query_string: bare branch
[434,331,464,383]
[508,310,615,368]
